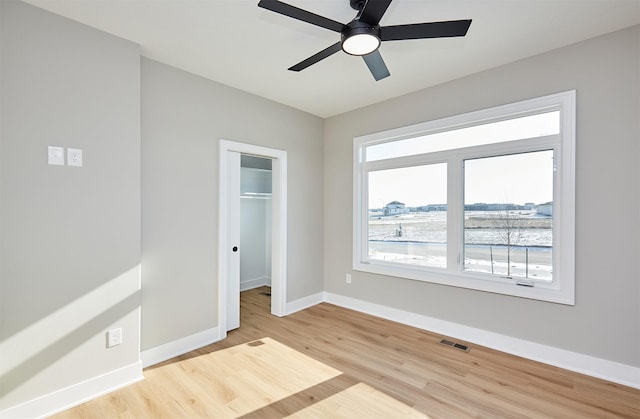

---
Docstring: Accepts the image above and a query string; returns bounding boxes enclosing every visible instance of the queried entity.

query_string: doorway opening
[240,155,272,292]
[218,140,287,339]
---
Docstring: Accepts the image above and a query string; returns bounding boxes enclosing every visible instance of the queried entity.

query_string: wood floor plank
[52,287,640,418]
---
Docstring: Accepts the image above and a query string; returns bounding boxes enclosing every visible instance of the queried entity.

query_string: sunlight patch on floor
[286,382,428,418]
[180,337,341,417]
[163,337,427,418]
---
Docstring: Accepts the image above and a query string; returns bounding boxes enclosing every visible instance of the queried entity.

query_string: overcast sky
[369,150,553,208]
[367,112,557,208]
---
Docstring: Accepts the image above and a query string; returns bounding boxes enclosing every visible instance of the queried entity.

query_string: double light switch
[48,146,82,167]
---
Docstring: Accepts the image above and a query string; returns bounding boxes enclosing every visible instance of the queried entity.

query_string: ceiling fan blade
[258,0,343,32]
[381,19,472,41]
[362,50,390,81]
[288,42,342,72]
[358,0,392,26]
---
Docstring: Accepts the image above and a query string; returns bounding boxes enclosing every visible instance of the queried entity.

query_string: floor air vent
[440,339,470,352]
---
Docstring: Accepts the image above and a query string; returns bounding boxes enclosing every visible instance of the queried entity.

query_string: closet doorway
[218,140,287,338]
[239,155,272,292]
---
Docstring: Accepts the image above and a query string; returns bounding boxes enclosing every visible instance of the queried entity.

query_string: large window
[353,91,575,304]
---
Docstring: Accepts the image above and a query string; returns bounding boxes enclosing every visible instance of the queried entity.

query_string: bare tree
[491,206,528,277]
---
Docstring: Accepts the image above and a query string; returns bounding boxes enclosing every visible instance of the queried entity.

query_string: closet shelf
[241,192,272,199]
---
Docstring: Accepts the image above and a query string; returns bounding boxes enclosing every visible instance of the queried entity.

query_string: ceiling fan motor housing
[341,20,381,55]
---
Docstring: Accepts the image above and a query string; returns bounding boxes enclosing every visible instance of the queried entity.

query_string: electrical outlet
[48,146,65,165]
[107,328,122,348]
[346,273,352,284]
[67,148,83,167]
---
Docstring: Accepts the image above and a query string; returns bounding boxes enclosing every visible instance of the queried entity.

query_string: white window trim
[353,91,576,305]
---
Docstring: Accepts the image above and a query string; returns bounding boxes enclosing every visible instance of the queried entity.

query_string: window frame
[353,91,576,305]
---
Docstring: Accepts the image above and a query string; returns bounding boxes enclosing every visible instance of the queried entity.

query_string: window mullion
[447,156,463,272]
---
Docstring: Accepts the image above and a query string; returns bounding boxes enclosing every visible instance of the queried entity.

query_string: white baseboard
[240,277,270,292]
[286,291,324,315]
[0,362,143,419]
[323,292,640,389]
[141,326,220,368]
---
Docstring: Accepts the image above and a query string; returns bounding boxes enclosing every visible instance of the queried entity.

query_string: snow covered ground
[368,211,552,281]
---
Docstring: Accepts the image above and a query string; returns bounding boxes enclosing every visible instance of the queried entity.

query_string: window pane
[463,151,553,281]
[366,111,559,162]
[368,163,447,268]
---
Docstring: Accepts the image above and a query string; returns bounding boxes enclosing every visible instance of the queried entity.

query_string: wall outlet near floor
[107,328,122,348]
[346,273,352,284]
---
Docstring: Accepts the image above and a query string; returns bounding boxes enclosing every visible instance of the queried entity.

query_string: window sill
[353,261,575,305]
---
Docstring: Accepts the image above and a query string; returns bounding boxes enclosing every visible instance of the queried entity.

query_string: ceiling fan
[257,0,472,81]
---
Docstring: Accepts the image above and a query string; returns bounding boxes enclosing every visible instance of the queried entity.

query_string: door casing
[218,139,287,339]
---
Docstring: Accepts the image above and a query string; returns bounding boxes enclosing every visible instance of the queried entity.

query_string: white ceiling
[22,0,640,118]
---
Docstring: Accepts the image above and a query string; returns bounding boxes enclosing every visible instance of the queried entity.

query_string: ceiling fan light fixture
[341,21,381,56]
[342,33,380,55]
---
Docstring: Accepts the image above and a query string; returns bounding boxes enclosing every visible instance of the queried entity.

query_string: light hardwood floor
[53,287,639,418]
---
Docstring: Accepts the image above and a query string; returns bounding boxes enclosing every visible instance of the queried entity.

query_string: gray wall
[141,58,324,351]
[324,25,640,367]
[0,0,141,410]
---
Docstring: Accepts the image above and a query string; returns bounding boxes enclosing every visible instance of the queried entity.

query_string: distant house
[384,201,408,216]
[536,202,553,216]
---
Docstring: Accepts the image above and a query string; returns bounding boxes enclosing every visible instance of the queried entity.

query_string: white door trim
[218,140,287,339]
[226,150,241,331]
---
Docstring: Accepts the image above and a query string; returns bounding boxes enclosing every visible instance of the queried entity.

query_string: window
[353,91,575,304]
[368,163,447,269]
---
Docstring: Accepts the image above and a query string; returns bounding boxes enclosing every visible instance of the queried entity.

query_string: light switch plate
[67,148,82,167]
[48,146,65,165]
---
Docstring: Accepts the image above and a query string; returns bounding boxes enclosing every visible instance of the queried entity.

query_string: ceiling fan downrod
[349,0,366,12]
